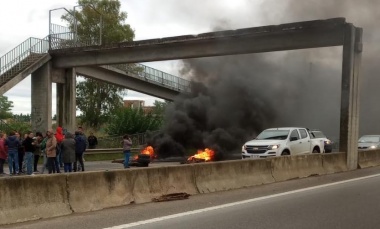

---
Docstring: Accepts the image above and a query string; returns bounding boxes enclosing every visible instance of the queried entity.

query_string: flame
[187,148,215,162]
[141,146,155,158]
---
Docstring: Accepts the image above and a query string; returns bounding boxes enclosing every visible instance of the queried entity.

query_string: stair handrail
[1,29,191,93]
[0,36,50,75]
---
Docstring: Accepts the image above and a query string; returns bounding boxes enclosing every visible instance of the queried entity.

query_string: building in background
[123,100,153,114]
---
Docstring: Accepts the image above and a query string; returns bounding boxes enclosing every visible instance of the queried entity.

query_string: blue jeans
[64,163,72,173]
[8,149,19,174]
[41,153,47,174]
[124,150,131,168]
[25,152,34,175]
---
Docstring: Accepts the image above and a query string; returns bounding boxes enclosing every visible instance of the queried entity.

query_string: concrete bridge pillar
[339,25,363,170]
[56,68,76,133]
[31,62,52,133]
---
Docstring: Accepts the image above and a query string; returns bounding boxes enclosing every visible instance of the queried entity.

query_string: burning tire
[136,154,150,167]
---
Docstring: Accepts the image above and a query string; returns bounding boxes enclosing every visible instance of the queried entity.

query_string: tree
[0,96,13,119]
[62,0,135,128]
[106,107,163,136]
[77,79,125,127]
[13,113,31,122]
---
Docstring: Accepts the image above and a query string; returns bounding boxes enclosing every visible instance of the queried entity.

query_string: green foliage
[106,107,162,136]
[62,0,134,45]
[61,0,136,128]
[77,78,125,128]
[13,113,31,122]
[0,96,13,119]
[5,119,31,135]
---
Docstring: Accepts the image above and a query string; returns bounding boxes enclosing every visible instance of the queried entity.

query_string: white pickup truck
[242,127,324,159]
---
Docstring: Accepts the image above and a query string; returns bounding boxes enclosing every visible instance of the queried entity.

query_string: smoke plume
[150,0,380,158]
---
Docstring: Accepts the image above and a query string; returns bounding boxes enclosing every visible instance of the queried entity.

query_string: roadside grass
[84,153,124,161]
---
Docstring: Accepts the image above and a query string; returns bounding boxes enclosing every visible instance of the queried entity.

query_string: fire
[133,146,155,160]
[141,146,155,158]
[187,148,215,162]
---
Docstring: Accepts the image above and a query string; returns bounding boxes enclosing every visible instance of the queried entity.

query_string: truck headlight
[242,145,246,151]
[370,145,377,149]
[324,140,331,145]
[268,144,280,150]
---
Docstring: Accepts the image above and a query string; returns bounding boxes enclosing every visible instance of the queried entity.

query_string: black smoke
[149,0,380,158]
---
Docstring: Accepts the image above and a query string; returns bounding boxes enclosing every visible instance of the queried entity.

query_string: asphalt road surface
[4,166,380,229]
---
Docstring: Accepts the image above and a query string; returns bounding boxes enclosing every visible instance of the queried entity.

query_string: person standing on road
[0,133,7,175]
[122,134,132,169]
[16,132,25,174]
[40,132,49,174]
[5,131,21,175]
[61,132,76,173]
[55,126,64,168]
[74,131,86,172]
[87,132,98,149]
[46,129,58,174]
[33,132,43,173]
[22,131,36,175]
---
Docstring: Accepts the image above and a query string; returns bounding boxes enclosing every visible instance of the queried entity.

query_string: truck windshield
[256,130,289,140]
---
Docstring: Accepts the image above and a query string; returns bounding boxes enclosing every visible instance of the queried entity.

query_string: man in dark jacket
[87,132,98,149]
[61,132,76,173]
[22,131,36,175]
[74,131,86,172]
[5,131,21,175]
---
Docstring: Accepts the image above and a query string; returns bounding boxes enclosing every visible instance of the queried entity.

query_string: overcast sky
[0,0,266,114]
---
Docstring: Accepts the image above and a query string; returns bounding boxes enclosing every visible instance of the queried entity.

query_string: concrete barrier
[67,165,198,213]
[194,159,274,193]
[322,152,348,173]
[131,166,198,203]
[0,152,358,225]
[271,154,324,182]
[67,170,134,213]
[0,174,72,225]
[358,149,380,168]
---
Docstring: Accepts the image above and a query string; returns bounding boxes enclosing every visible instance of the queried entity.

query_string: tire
[281,150,290,156]
[312,147,320,154]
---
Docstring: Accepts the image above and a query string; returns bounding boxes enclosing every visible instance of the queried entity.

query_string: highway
[4,166,380,229]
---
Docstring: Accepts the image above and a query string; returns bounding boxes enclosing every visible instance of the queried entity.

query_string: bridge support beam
[339,25,362,170]
[56,68,76,133]
[31,62,52,133]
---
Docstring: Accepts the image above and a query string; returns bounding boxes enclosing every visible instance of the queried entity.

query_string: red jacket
[0,139,7,160]
[55,126,64,144]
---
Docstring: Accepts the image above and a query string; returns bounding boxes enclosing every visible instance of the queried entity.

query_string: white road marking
[104,173,380,229]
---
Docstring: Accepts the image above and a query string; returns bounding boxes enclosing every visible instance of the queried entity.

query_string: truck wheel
[312,148,320,153]
[281,150,290,156]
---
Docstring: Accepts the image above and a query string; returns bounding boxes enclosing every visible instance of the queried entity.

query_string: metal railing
[1,23,191,93]
[96,130,160,148]
[0,37,49,75]
[103,63,191,93]
[0,37,50,87]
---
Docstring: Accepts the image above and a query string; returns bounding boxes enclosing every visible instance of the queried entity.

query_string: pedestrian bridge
[0,35,191,99]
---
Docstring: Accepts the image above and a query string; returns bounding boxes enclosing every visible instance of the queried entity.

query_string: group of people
[0,126,88,176]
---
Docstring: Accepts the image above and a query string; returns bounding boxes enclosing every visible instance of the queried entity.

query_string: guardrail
[85,147,140,155]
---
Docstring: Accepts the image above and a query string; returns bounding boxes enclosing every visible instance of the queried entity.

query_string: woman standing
[61,132,76,173]
[33,132,43,173]
[122,134,132,169]
[46,129,57,174]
